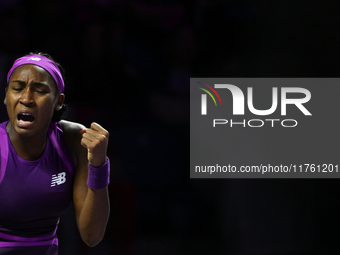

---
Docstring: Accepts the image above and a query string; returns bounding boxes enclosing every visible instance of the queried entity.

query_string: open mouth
[17,113,35,124]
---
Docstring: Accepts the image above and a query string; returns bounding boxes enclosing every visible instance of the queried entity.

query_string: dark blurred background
[1,0,340,254]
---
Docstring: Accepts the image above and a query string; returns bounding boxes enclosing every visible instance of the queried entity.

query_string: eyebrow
[11,80,50,87]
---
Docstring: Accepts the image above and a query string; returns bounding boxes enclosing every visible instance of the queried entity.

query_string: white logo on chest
[51,172,66,187]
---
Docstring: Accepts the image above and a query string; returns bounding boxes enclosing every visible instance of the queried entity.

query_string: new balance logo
[51,172,66,187]
[27,57,41,61]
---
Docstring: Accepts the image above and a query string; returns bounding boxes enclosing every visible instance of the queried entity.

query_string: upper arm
[60,120,89,221]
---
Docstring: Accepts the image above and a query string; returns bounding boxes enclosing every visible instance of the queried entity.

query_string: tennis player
[0,53,110,254]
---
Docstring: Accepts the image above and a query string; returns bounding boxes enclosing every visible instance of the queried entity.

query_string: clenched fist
[80,122,109,167]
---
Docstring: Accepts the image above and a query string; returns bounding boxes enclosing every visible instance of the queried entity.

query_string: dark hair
[26,52,67,122]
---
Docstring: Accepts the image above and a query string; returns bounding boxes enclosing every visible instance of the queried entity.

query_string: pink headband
[7,54,65,93]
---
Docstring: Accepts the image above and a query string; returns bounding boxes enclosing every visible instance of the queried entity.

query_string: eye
[35,90,47,94]
[10,80,25,91]
[12,87,23,91]
[34,84,50,94]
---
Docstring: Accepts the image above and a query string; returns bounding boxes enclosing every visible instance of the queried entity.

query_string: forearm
[69,121,111,247]
[77,187,110,247]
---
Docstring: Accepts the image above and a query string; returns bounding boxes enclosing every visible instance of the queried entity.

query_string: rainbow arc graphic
[197,82,222,115]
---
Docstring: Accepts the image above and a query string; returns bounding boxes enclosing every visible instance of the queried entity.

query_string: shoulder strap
[48,122,74,176]
[0,122,9,184]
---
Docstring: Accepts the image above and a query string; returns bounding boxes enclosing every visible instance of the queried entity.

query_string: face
[4,64,64,138]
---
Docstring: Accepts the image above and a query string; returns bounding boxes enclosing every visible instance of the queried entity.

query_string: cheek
[39,98,57,114]
[6,93,21,105]
[5,96,14,109]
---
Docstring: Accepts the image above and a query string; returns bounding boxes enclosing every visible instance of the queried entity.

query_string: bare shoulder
[60,120,85,135]
[59,120,85,147]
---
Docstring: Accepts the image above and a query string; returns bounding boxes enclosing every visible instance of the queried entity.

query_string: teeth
[18,113,35,122]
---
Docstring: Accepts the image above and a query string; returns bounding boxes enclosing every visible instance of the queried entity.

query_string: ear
[55,93,65,111]
[4,88,7,105]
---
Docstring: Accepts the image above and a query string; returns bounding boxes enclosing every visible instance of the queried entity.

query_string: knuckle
[104,130,109,138]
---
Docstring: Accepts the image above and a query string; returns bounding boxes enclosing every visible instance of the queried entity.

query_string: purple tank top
[0,121,74,254]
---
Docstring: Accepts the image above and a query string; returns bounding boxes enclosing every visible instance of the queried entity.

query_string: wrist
[88,156,107,168]
[87,157,110,190]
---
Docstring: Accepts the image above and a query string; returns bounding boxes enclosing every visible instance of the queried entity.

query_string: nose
[19,87,35,106]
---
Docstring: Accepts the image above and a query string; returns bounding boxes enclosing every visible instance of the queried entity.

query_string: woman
[0,53,110,254]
